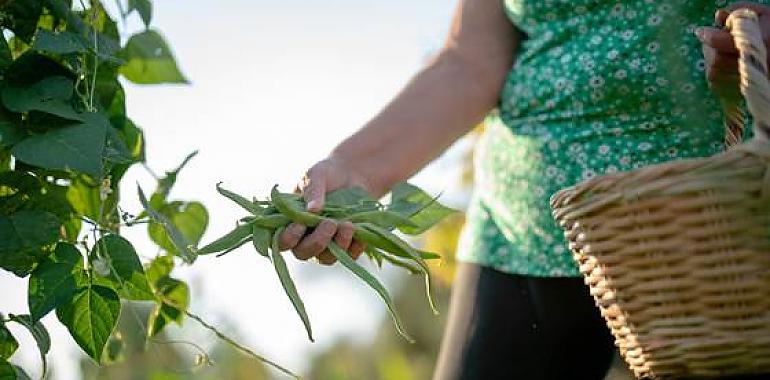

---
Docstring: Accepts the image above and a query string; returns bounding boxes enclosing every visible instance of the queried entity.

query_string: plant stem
[183,310,300,379]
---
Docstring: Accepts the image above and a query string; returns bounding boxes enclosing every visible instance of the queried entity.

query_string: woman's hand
[277,157,372,265]
[696,2,770,89]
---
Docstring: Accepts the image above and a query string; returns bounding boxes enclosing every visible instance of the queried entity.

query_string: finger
[349,240,365,260]
[316,250,337,266]
[711,55,739,80]
[279,223,307,251]
[696,27,738,54]
[293,219,337,260]
[725,2,770,15]
[334,222,355,251]
[302,166,327,213]
[716,9,730,27]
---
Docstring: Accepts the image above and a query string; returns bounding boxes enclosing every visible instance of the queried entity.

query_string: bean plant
[196,183,456,343]
[0,0,294,378]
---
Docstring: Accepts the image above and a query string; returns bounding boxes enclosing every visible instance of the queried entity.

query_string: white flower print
[582,169,596,180]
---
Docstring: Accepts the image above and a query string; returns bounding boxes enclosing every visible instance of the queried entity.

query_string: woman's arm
[327,0,521,197]
[281,0,522,263]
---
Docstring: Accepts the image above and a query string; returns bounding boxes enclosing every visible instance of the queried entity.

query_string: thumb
[301,168,327,213]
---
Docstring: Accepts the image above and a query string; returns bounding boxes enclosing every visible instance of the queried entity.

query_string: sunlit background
[1,0,471,378]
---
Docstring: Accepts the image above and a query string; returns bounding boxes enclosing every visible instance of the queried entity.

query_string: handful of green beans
[195,182,456,343]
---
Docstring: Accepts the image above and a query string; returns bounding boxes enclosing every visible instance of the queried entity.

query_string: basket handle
[723,9,770,146]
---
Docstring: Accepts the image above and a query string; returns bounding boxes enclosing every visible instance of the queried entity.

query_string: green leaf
[0,121,22,149]
[0,210,61,277]
[56,285,121,363]
[61,216,81,243]
[0,0,43,42]
[345,210,418,230]
[0,357,16,380]
[216,183,262,215]
[7,313,51,379]
[147,277,188,337]
[65,177,100,221]
[1,76,82,121]
[119,30,187,84]
[21,180,73,223]
[7,314,50,355]
[325,186,376,208]
[270,227,313,342]
[387,183,456,235]
[148,151,197,210]
[119,119,144,162]
[138,186,196,263]
[103,126,132,165]
[148,201,208,257]
[12,113,109,177]
[0,322,18,359]
[128,0,152,27]
[196,222,252,255]
[0,32,12,72]
[251,225,271,257]
[93,235,154,301]
[145,255,174,285]
[3,53,73,88]
[28,243,85,321]
[32,30,88,54]
[328,242,413,342]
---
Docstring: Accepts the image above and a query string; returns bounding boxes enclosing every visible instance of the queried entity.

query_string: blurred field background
[0,0,639,379]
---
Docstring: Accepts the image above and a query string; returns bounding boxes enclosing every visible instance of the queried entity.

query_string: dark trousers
[433,263,769,380]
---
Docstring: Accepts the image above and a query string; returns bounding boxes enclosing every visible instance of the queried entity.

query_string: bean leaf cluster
[196,183,456,343]
[0,1,299,378]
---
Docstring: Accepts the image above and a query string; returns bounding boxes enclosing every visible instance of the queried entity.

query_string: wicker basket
[549,10,770,379]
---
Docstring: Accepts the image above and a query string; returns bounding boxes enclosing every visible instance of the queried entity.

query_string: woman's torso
[460,0,764,276]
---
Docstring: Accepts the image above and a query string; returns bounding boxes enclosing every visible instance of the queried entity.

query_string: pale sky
[0,0,467,378]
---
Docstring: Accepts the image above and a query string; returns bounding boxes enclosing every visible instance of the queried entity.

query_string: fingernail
[694,27,705,40]
[307,199,320,211]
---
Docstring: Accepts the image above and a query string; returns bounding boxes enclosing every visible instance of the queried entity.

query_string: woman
[277,1,770,379]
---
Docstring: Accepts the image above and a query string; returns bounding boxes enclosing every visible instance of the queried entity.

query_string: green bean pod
[252,225,271,257]
[215,235,252,258]
[270,226,314,342]
[270,185,322,227]
[197,222,254,255]
[379,251,422,274]
[359,223,439,315]
[328,242,414,343]
[252,214,292,229]
[352,225,440,261]
[344,210,419,229]
[216,182,263,215]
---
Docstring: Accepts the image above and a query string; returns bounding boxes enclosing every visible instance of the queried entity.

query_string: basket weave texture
[550,10,770,379]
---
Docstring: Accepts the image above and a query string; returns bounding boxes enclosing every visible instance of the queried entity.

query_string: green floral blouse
[458,0,767,277]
